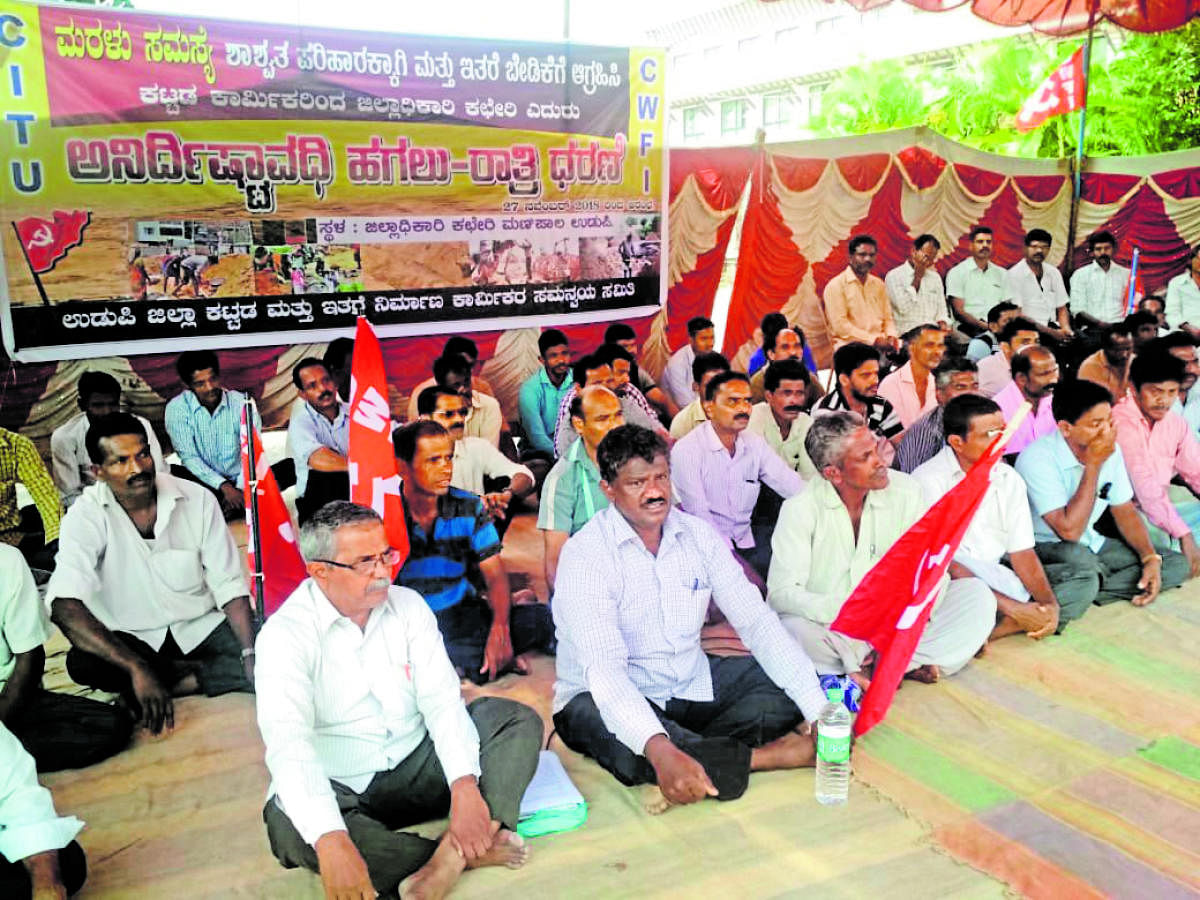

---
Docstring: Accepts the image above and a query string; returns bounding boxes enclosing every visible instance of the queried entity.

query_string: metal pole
[1064,14,1097,279]
[563,0,570,41]
[244,399,266,627]
[10,222,50,306]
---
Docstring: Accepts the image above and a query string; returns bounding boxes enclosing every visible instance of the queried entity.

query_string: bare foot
[750,728,817,771]
[904,664,940,684]
[399,838,466,900]
[511,588,538,606]
[848,670,871,693]
[640,784,674,815]
[514,653,533,675]
[466,829,529,870]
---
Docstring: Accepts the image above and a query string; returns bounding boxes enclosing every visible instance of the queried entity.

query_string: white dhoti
[781,577,996,677]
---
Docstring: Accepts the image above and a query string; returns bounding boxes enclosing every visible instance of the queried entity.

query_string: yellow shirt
[823,267,897,348]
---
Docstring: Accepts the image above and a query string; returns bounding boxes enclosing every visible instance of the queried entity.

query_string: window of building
[762,93,790,127]
[721,99,747,134]
[683,106,705,138]
[737,36,762,56]
[814,15,846,35]
[808,83,829,120]
[703,45,723,64]
[775,26,800,45]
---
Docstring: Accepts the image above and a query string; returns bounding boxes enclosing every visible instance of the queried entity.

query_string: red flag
[1016,47,1085,132]
[831,431,1017,737]
[241,405,307,617]
[14,211,91,273]
[347,317,409,569]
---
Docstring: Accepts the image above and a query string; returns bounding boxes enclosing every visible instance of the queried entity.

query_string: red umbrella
[824,0,1199,35]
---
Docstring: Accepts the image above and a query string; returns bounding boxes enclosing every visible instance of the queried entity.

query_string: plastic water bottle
[815,686,852,805]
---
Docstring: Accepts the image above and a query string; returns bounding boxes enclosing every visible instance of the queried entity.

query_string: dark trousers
[435,600,554,685]
[553,655,803,801]
[5,689,132,773]
[65,619,252,715]
[1034,538,1189,629]
[744,486,784,581]
[263,697,542,896]
[0,841,86,899]
[296,470,350,525]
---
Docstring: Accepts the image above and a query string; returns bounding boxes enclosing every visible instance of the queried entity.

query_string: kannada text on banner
[0,1,666,361]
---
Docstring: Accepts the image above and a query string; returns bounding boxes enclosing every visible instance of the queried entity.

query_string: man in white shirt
[1071,231,1134,330]
[0,723,87,898]
[767,412,995,686]
[1006,229,1073,340]
[287,357,350,525]
[669,352,729,441]
[946,226,1011,337]
[256,502,541,900]
[50,370,165,509]
[660,316,715,412]
[1166,245,1200,339]
[553,425,829,811]
[47,413,255,735]
[977,316,1041,398]
[432,353,506,448]
[885,233,950,336]
[912,395,1060,643]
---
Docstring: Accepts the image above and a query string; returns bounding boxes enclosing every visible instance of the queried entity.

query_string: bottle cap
[826,687,844,703]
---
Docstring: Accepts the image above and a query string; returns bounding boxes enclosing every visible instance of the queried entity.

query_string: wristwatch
[241,647,256,660]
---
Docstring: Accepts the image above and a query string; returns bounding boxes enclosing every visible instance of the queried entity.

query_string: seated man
[946,226,1012,338]
[1,546,131,772]
[884,233,950,337]
[877,324,946,432]
[539,386,624,590]
[322,337,355,402]
[256,502,541,900]
[1071,231,1134,331]
[1015,380,1189,628]
[977,316,1041,398]
[813,342,904,466]
[671,372,804,581]
[555,346,666,456]
[1153,332,1200,436]
[912,396,1060,643]
[660,316,716,412]
[417,387,534,525]
[287,357,349,525]
[895,357,979,474]
[553,425,829,810]
[605,321,675,418]
[1128,310,1162,352]
[1165,244,1200,338]
[1076,321,1134,402]
[823,234,899,353]
[767,412,995,685]
[0,428,61,571]
[1138,294,1167,333]
[517,329,573,458]
[551,353,615,456]
[669,351,729,441]
[747,325,823,407]
[1112,351,1200,574]
[51,370,165,509]
[994,345,1060,455]
[432,353,505,448]
[164,349,258,519]
[748,359,818,479]
[405,336,497,421]
[47,414,255,735]
[1006,229,1073,341]
[966,301,1020,362]
[394,422,553,684]
[0,723,87,900]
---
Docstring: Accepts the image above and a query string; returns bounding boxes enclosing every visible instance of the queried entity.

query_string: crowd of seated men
[3,234,1199,899]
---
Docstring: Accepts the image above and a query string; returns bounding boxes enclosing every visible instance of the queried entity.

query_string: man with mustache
[747,325,823,408]
[287,357,350,525]
[660,316,716,413]
[1016,380,1189,628]
[823,234,899,353]
[1077,321,1135,402]
[1112,351,1200,577]
[1165,244,1200,340]
[813,342,905,466]
[553,345,666,457]
[1071,231,1134,330]
[748,359,818,479]
[517,329,573,458]
[256,502,541,900]
[394,422,552,685]
[993,345,1060,455]
[946,226,1012,337]
[895,357,980,474]
[878,324,947,433]
[885,233,951,337]
[1154,332,1200,436]
[669,352,730,441]
[1006,229,1074,341]
[553,425,829,812]
[767,412,995,687]
[977,315,1042,398]
[47,413,255,735]
[671,372,805,582]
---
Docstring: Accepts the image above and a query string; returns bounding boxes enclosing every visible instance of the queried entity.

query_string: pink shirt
[1112,396,1200,539]
[994,381,1057,454]
[877,361,937,431]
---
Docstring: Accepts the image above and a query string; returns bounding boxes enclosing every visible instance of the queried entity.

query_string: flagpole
[1064,12,1098,279]
[10,222,50,306]
[244,399,266,629]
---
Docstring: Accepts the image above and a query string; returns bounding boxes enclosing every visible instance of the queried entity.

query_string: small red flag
[347,317,409,570]
[14,210,91,273]
[831,431,1016,736]
[1016,47,1085,133]
[241,405,307,617]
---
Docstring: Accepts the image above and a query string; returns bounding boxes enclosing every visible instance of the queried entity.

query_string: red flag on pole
[830,408,1028,737]
[1015,47,1085,132]
[240,406,307,617]
[347,316,409,569]
[14,210,91,273]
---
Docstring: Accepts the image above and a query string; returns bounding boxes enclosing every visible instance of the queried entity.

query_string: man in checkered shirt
[551,425,829,811]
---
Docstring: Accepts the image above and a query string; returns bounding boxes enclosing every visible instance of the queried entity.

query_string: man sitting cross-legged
[257,502,542,900]
[46,413,255,735]
[767,412,995,686]
[553,425,829,812]
[912,395,1060,644]
[394,422,553,684]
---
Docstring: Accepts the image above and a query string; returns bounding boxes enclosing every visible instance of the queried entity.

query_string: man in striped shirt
[813,342,904,466]
[394,422,552,684]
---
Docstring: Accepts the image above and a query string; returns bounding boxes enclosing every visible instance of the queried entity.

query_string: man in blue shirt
[516,329,572,469]
[1015,379,1188,629]
[394,421,552,684]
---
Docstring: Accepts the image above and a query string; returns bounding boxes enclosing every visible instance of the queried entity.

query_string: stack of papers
[516,750,588,838]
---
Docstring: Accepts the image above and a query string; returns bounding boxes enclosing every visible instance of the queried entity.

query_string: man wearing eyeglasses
[912,395,1060,644]
[393,421,553,684]
[255,501,542,900]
